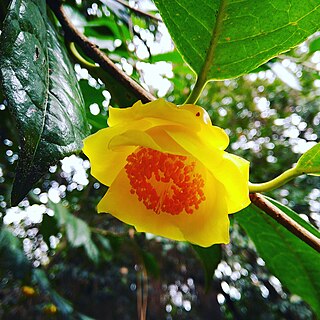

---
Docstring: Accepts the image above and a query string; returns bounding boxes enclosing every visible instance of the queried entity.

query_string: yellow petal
[82,118,157,186]
[177,169,230,246]
[213,152,250,213]
[164,126,226,170]
[177,103,212,125]
[98,158,230,247]
[108,99,203,132]
[83,119,192,186]
[109,126,189,156]
[97,168,186,241]
[109,100,229,150]
[83,126,136,186]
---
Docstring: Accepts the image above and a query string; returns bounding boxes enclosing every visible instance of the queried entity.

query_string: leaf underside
[0,0,89,205]
[154,0,320,80]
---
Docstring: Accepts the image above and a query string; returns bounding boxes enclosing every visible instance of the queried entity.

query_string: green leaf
[83,238,100,263]
[309,36,320,53]
[85,65,140,107]
[267,197,320,238]
[295,143,320,175]
[95,234,113,262]
[154,0,320,80]
[79,79,108,132]
[0,227,31,279]
[235,203,320,316]
[0,0,89,205]
[65,215,92,248]
[50,202,99,263]
[39,213,60,244]
[192,244,222,291]
[0,0,10,28]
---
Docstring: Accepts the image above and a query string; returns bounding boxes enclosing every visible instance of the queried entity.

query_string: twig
[114,0,162,22]
[250,193,320,253]
[46,0,155,104]
[249,167,300,193]
[136,266,148,320]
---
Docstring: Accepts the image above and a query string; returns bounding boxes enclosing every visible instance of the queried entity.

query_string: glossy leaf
[235,202,320,316]
[0,0,89,205]
[192,244,222,291]
[295,143,320,175]
[154,0,320,80]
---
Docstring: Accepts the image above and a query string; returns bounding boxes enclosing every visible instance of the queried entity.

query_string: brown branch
[250,193,320,253]
[47,0,155,104]
[114,0,162,22]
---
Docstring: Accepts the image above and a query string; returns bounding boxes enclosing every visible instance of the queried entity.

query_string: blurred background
[0,0,319,319]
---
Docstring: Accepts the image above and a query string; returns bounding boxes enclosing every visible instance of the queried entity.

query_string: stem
[184,77,208,105]
[184,0,227,104]
[136,264,148,320]
[114,0,162,22]
[250,193,320,253]
[249,167,300,193]
[137,268,142,320]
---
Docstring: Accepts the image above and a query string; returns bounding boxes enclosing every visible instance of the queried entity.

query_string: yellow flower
[43,304,57,314]
[21,285,36,297]
[83,99,250,247]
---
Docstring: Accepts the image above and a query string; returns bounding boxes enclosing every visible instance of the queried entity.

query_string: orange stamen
[125,147,206,215]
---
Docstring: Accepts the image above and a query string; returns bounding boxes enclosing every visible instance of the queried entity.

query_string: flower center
[125,147,206,215]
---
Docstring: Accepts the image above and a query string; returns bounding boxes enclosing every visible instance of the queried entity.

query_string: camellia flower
[83,99,250,247]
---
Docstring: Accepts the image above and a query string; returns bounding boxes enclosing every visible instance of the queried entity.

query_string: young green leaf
[0,0,90,205]
[235,203,320,316]
[295,143,320,175]
[154,0,320,81]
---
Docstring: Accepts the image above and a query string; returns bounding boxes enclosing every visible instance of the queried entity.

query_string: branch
[114,0,162,23]
[250,193,320,253]
[47,0,155,104]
